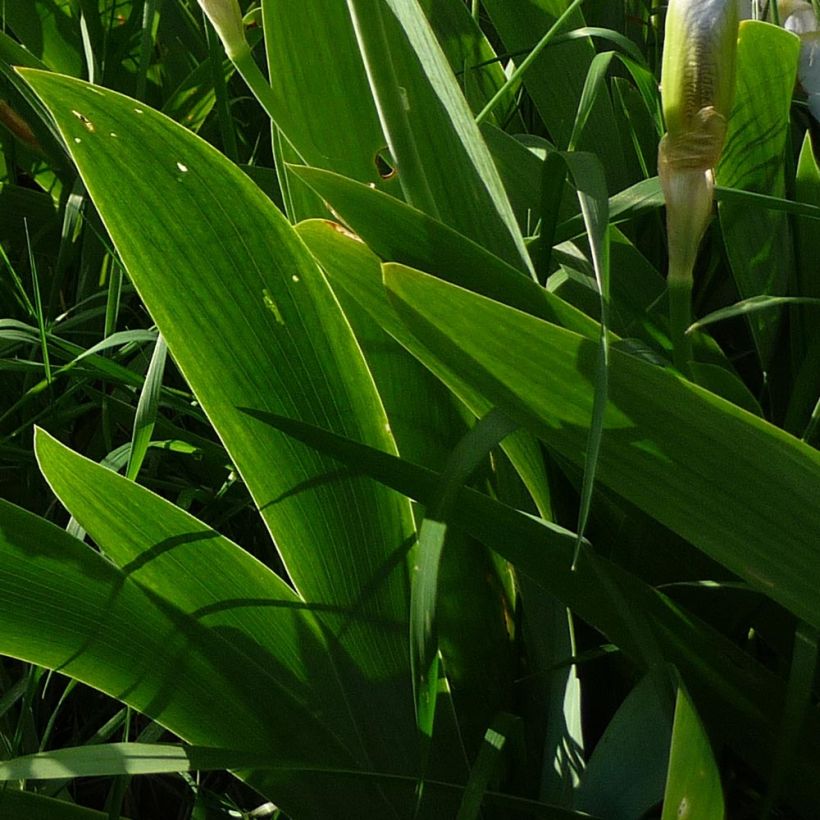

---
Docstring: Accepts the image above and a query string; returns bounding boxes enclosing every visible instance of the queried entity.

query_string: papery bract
[196,0,248,59]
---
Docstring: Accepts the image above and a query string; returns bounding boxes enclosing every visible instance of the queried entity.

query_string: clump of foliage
[0,1,819,818]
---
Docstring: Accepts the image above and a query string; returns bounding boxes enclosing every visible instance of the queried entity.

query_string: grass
[0,1,818,818]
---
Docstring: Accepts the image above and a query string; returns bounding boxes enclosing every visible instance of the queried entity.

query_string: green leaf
[295,215,554,516]
[716,21,800,365]
[18,68,415,680]
[295,218,469,471]
[0,788,126,820]
[297,218,520,759]
[19,68,427,799]
[0,743,589,819]
[0,498,360,818]
[260,0,387,185]
[410,408,518,735]
[290,165,598,339]
[382,264,820,631]
[481,0,629,191]
[241,409,820,812]
[688,295,820,333]
[345,0,532,273]
[32,428,355,740]
[575,670,672,819]
[661,683,725,820]
[0,744,272,780]
[568,51,616,151]
[556,176,820,246]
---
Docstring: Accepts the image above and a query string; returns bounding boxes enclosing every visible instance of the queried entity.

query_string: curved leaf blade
[716,21,800,364]
[382,264,820,631]
[661,684,725,820]
[18,68,415,677]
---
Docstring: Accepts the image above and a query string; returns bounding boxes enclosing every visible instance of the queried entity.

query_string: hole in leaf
[375,148,397,180]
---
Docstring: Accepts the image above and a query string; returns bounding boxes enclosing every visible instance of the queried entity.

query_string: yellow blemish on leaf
[262,289,285,325]
[324,219,363,243]
[71,109,95,132]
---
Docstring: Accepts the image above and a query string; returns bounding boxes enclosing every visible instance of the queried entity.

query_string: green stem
[668,273,693,377]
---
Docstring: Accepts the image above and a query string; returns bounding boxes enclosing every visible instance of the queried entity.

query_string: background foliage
[0,1,818,818]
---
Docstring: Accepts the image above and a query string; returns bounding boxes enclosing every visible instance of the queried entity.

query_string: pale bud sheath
[660,0,739,284]
[659,0,739,373]
[196,0,249,60]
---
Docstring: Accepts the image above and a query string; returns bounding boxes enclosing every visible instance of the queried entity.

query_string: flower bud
[780,0,819,34]
[659,0,740,372]
[661,0,739,174]
[196,0,248,60]
[659,0,740,284]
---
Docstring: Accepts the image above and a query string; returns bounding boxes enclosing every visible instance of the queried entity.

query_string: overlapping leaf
[381,265,820,630]
[19,67,421,792]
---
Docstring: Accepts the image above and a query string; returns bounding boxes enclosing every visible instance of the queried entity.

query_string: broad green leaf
[260,0,388,186]
[291,165,597,340]
[345,0,532,273]
[0,498,362,818]
[575,670,672,818]
[716,21,800,365]
[296,219,519,757]
[382,264,820,631]
[0,788,125,820]
[35,429,463,813]
[19,68,414,671]
[0,744,273,780]
[243,409,820,813]
[295,216,553,517]
[3,1,83,76]
[0,743,588,819]
[20,68,424,793]
[661,684,725,820]
[294,219,469,472]
[33,428,359,741]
